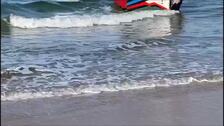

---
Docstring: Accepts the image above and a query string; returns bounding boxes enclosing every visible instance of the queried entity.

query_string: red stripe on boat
[127,2,169,10]
[114,0,127,8]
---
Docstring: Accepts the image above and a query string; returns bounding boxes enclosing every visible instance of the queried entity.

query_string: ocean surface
[1,0,223,101]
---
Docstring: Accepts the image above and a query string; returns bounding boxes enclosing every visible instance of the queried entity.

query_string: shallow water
[1,0,223,101]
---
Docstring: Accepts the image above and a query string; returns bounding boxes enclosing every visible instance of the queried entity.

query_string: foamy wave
[1,65,54,77]
[1,77,222,101]
[9,10,177,28]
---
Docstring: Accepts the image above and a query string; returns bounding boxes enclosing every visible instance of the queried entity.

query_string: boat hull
[114,0,182,10]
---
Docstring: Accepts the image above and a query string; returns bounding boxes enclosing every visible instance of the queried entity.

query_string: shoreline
[2,82,223,126]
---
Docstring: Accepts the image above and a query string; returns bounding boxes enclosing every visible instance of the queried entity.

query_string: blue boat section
[127,0,145,6]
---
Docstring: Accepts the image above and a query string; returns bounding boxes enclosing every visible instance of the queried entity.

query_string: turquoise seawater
[1,0,223,101]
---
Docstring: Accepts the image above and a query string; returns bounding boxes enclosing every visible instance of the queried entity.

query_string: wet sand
[1,82,223,126]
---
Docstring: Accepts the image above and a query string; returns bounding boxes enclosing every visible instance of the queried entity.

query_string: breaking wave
[1,76,223,101]
[2,0,178,28]
[8,10,177,28]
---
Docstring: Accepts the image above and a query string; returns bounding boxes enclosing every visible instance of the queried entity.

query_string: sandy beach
[2,82,223,126]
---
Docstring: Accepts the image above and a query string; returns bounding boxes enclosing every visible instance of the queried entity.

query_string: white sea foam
[9,10,177,28]
[4,65,54,74]
[1,77,222,101]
